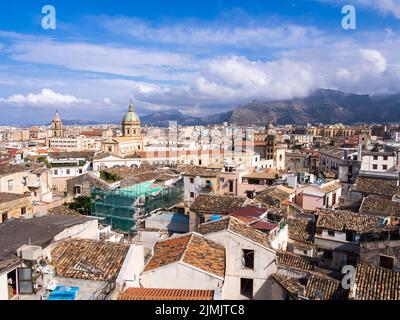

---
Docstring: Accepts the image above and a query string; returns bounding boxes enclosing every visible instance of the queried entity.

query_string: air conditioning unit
[17,245,43,261]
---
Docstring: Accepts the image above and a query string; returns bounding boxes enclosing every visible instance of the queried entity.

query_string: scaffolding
[90,181,183,234]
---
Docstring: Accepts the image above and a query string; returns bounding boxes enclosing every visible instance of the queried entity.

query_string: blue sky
[0,0,400,125]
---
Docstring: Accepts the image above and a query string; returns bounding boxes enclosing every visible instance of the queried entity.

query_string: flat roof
[0,215,93,273]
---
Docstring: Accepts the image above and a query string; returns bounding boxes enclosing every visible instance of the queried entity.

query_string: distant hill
[41,89,400,128]
[140,89,400,126]
[226,89,400,125]
[140,109,203,126]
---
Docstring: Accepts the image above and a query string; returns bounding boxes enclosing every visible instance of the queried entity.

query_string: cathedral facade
[101,99,144,155]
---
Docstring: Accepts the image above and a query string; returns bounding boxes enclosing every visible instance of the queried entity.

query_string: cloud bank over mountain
[0,1,400,124]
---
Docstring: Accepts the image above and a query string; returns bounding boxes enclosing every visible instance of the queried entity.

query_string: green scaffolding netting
[90,182,183,234]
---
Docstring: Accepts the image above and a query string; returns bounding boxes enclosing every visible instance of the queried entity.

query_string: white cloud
[359,49,387,73]
[101,17,322,49]
[191,56,315,102]
[9,40,196,81]
[0,88,90,106]
[1,13,400,120]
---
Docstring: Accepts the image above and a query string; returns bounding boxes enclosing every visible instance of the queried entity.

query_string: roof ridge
[179,233,195,263]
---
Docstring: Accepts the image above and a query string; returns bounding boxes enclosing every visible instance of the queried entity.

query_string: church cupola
[122,98,141,137]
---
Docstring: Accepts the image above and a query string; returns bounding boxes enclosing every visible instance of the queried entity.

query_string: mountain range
[141,89,400,126]
[50,89,400,127]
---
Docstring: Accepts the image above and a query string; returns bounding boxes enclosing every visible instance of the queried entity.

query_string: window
[229,181,234,193]
[246,191,254,199]
[347,253,357,267]
[323,250,333,260]
[379,255,395,270]
[328,230,335,237]
[21,207,26,216]
[73,186,82,195]
[382,165,388,170]
[248,179,260,185]
[17,268,33,295]
[22,177,27,187]
[198,160,202,165]
[54,169,58,176]
[373,155,378,160]
[79,169,83,174]
[66,169,70,175]
[7,180,13,192]
[190,178,194,183]
[1,212,8,223]
[346,230,356,242]
[383,156,388,161]
[373,164,378,170]
[199,215,205,224]
[240,278,253,299]
[242,250,255,269]
[190,192,194,198]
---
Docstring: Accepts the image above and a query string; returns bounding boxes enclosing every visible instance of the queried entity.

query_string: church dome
[122,99,140,124]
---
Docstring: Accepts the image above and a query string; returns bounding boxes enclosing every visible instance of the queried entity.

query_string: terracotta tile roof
[51,239,129,281]
[243,171,278,180]
[256,185,295,205]
[354,264,400,300]
[276,251,316,271]
[359,196,400,218]
[316,210,383,233]
[183,165,220,178]
[289,239,316,250]
[353,176,400,198]
[47,206,80,216]
[144,233,225,278]
[198,216,272,249]
[0,164,26,177]
[0,192,30,204]
[271,273,302,297]
[117,288,214,300]
[304,273,347,300]
[320,182,342,194]
[182,234,226,278]
[287,217,315,243]
[190,194,247,214]
[144,234,190,271]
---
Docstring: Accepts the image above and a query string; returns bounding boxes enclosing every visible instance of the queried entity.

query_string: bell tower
[51,110,64,137]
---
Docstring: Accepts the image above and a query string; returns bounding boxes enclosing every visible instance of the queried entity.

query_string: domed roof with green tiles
[122,99,141,124]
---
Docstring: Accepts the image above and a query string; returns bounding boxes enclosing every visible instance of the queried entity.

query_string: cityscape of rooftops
[0,0,399,308]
